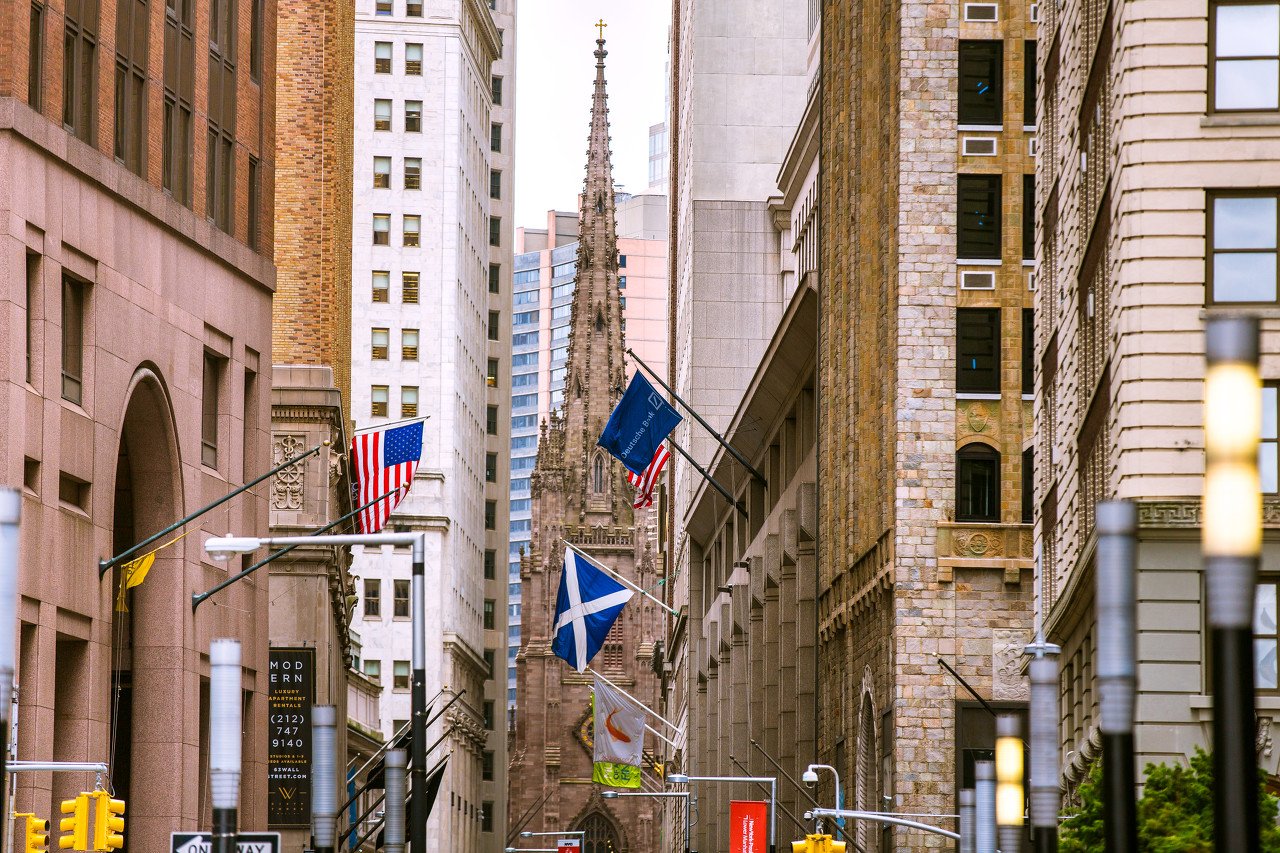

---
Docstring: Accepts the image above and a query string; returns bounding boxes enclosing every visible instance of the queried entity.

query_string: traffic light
[16,813,49,853]
[791,835,847,853]
[90,792,125,851]
[58,795,88,851]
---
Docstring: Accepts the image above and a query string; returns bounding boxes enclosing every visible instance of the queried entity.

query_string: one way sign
[171,832,281,853]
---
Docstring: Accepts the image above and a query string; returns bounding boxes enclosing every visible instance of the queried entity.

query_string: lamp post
[975,760,996,853]
[205,531,428,852]
[312,705,338,853]
[604,790,691,852]
[384,749,407,853]
[1025,637,1062,853]
[209,639,242,853]
[668,773,776,853]
[0,487,19,853]
[1096,500,1138,853]
[1203,315,1262,853]
[995,714,1024,853]
[801,764,841,836]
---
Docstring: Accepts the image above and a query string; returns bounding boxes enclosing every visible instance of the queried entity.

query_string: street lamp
[995,715,1024,853]
[521,830,585,839]
[603,790,691,852]
[802,764,842,835]
[667,773,776,853]
[205,531,429,853]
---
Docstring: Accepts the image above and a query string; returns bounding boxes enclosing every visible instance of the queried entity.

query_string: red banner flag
[557,840,581,853]
[730,800,768,853]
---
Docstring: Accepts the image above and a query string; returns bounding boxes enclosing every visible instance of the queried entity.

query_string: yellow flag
[115,552,155,612]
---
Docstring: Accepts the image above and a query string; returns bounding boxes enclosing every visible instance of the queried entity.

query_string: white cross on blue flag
[552,545,634,672]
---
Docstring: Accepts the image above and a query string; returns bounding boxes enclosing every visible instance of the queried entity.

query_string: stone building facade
[1034,0,1280,785]
[0,0,277,848]
[817,0,1038,848]
[508,34,664,853]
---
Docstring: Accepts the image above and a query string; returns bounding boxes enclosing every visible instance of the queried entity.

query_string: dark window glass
[485,500,496,529]
[483,599,495,630]
[957,308,1001,394]
[957,444,1000,522]
[1023,174,1035,260]
[249,0,262,80]
[1022,308,1034,395]
[201,351,222,468]
[489,263,501,294]
[363,578,380,617]
[248,157,260,249]
[1022,447,1034,524]
[63,0,100,142]
[488,310,500,341]
[489,217,501,247]
[958,174,1002,259]
[958,40,1003,125]
[29,3,44,112]
[490,169,501,199]
[486,405,498,435]
[164,0,196,205]
[1024,40,1037,126]
[486,452,497,482]
[61,275,86,404]
[491,76,503,105]
[491,122,502,153]
[484,550,496,579]
[393,579,410,618]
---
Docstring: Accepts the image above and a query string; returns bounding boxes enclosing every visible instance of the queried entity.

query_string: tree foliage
[1059,748,1280,852]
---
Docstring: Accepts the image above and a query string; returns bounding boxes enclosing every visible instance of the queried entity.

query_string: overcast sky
[513,2,671,229]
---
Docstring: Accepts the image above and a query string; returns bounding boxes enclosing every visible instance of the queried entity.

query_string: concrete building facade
[817,0,1038,848]
[349,0,503,849]
[0,0,277,848]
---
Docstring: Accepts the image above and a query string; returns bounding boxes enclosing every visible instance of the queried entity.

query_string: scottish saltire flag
[597,373,682,476]
[552,547,633,672]
[591,678,645,788]
[351,421,423,534]
[626,443,670,509]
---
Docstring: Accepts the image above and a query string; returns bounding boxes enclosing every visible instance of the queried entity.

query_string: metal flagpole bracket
[588,667,684,736]
[667,438,748,519]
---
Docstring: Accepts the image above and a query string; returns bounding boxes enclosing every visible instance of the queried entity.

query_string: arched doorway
[578,811,622,853]
[109,368,182,852]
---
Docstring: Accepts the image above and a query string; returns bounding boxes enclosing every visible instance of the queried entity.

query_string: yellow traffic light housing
[58,795,88,851]
[16,813,49,853]
[90,792,125,851]
[791,835,846,853]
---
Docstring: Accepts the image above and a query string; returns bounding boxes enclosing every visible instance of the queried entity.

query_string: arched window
[579,812,621,853]
[957,443,1000,522]
[592,454,605,494]
[855,695,877,852]
[595,308,605,334]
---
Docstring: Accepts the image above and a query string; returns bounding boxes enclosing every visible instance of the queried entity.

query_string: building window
[619,276,627,289]
[363,659,381,682]
[405,157,421,189]
[163,0,195,205]
[247,157,260,249]
[484,549,496,579]
[28,2,44,111]
[487,358,499,387]
[374,98,391,130]
[482,802,494,833]
[1023,173,1035,260]
[402,328,419,360]
[490,169,501,200]
[401,386,418,417]
[958,40,1003,125]
[375,0,391,14]
[489,217,501,247]
[373,214,390,245]
[403,215,421,247]
[61,275,87,405]
[1212,2,1280,111]
[488,310,500,341]
[618,253,627,268]
[482,751,495,781]
[372,271,390,302]
[406,0,422,15]
[1022,308,1034,395]
[484,599,496,630]
[374,40,391,73]
[957,308,1001,394]
[1209,192,1278,303]
[393,579,410,618]
[491,122,502,153]
[485,500,496,529]
[491,76,503,105]
[405,100,422,132]
[486,452,497,483]
[249,0,262,80]
[406,43,422,74]
[201,351,223,468]
[1257,579,1280,690]
[402,271,420,303]
[1263,384,1279,493]
[206,0,237,234]
[958,174,1002,259]
[1024,40,1037,126]
[373,156,391,188]
[393,660,410,690]
[371,385,389,417]
[483,649,495,676]
[371,327,389,359]
[957,443,1000,523]
[363,578,381,617]
[486,406,498,435]
[63,0,99,142]
[1022,447,1034,524]
[489,264,501,294]
[113,0,148,176]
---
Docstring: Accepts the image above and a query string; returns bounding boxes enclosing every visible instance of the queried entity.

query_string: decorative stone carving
[1259,715,1274,761]
[955,530,1004,558]
[992,628,1029,700]
[271,434,306,510]
[964,403,991,435]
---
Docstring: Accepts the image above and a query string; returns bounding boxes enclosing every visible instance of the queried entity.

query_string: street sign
[170,832,282,853]
[268,646,315,827]
[557,840,581,853]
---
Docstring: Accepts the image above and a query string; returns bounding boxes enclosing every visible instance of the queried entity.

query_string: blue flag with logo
[597,373,683,476]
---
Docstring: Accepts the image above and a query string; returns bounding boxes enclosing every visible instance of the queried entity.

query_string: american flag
[626,443,670,509]
[351,421,423,534]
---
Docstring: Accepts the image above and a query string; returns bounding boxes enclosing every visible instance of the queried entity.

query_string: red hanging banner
[557,839,581,853]
[730,800,769,853]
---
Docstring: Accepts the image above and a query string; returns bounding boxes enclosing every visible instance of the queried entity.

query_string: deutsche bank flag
[552,547,634,672]
[597,373,683,476]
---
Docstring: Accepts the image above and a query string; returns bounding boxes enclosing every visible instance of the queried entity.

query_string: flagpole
[645,723,679,750]
[666,438,748,519]
[589,667,683,735]
[564,542,679,617]
[352,414,431,434]
[626,347,768,485]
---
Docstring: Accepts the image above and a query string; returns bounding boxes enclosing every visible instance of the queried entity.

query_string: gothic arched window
[578,812,621,853]
[592,454,605,494]
[595,308,605,334]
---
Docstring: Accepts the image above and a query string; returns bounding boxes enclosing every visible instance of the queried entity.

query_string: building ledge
[936,521,1033,583]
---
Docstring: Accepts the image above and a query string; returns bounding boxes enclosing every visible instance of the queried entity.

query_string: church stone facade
[508,33,664,853]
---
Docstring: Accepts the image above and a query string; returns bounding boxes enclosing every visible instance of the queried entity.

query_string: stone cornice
[1136,498,1280,529]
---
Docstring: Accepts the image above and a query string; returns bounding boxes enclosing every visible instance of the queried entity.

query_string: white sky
[513,2,671,229]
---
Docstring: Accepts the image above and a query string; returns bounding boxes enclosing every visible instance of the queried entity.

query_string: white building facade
[350,0,505,849]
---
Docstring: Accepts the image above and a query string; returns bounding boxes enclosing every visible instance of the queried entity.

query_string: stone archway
[109,366,183,853]
[577,810,622,853]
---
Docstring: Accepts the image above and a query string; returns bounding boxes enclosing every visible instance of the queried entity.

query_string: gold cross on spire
[595,18,607,40]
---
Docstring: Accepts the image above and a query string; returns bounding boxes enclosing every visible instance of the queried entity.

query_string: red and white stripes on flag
[351,421,423,534]
[626,443,670,509]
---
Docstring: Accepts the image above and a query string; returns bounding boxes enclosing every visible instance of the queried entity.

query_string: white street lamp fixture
[664,773,775,852]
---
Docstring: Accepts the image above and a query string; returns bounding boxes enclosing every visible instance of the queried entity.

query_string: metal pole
[685,790,691,853]
[769,777,776,853]
[1204,315,1261,853]
[1096,501,1138,853]
[959,789,976,853]
[210,639,241,853]
[384,750,407,853]
[996,715,1023,853]
[313,705,338,853]
[410,534,427,853]
[975,760,996,853]
[0,488,19,853]
[666,438,747,518]
[1026,640,1061,853]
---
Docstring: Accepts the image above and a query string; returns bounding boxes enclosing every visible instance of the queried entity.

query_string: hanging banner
[268,646,315,828]
[730,800,768,853]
